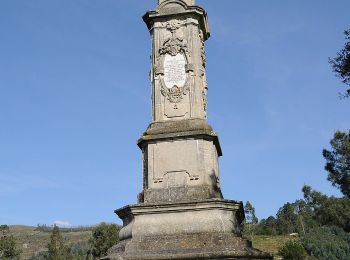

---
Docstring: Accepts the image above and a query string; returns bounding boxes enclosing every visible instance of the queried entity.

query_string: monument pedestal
[106,199,271,260]
[105,0,272,259]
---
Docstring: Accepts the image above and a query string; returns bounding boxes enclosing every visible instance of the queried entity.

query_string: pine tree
[323,130,350,198]
[47,225,71,260]
[329,29,350,98]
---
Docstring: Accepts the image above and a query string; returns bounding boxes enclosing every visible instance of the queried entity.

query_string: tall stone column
[139,0,220,205]
[105,1,272,259]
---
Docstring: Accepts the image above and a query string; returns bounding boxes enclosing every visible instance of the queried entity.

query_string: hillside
[8,225,293,259]
[251,235,296,258]
[9,225,92,259]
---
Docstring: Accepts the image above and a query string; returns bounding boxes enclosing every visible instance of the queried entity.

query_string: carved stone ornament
[159,37,188,56]
[199,31,206,68]
[157,20,192,106]
[161,84,189,104]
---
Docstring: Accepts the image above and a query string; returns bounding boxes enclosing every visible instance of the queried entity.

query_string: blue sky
[0,0,349,226]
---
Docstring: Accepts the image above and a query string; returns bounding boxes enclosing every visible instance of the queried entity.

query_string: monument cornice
[143,7,210,40]
[137,119,222,156]
[137,131,222,157]
[115,198,245,228]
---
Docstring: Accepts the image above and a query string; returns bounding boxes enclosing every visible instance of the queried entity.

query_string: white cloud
[53,220,72,227]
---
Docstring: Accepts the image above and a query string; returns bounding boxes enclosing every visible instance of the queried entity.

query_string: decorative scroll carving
[202,82,208,113]
[166,20,183,32]
[161,84,189,104]
[199,31,206,68]
[157,20,192,107]
[160,37,187,56]
[159,21,189,57]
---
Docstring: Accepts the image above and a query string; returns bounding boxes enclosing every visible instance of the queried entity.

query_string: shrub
[278,240,307,260]
[0,225,21,259]
[302,226,350,260]
[89,223,120,258]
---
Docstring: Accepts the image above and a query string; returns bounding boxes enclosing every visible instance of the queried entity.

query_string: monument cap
[158,0,195,6]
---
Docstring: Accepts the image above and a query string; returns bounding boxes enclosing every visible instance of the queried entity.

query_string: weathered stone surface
[104,0,272,259]
[143,0,210,121]
[116,199,244,239]
[105,199,272,260]
[137,119,222,157]
[141,118,214,136]
[106,234,272,260]
[158,0,195,6]
[139,138,222,203]
[140,185,222,204]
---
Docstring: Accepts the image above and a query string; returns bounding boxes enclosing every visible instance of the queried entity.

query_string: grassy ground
[251,235,297,258]
[9,225,92,259]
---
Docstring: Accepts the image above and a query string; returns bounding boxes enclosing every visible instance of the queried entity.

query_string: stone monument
[105,0,273,259]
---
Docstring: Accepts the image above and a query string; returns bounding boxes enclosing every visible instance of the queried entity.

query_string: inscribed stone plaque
[163,53,186,89]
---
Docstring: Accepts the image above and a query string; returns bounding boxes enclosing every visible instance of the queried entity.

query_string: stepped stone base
[105,233,272,260]
[103,199,272,260]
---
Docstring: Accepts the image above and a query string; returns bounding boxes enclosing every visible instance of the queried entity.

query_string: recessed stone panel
[146,138,219,191]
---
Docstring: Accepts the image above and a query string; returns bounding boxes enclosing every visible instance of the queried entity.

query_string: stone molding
[106,200,272,260]
[137,118,222,155]
[143,2,210,41]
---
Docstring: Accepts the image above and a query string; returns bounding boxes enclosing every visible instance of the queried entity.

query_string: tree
[303,185,350,232]
[0,225,21,259]
[329,29,350,98]
[323,130,350,198]
[243,201,258,238]
[89,223,120,259]
[293,199,320,235]
[276,203,300,235]
[47,225,72,260]
[278,240,307,260]
[255,216,277,236]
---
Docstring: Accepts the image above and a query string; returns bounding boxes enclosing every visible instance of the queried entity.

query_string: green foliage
[278,240,307,260]
[35,224,95,233]
[323,130,350,198]
[29,241,92,260]
[303,185,350,232]
[243,201,258,238]
[0,225,21,259]
[275,202,300,235]
[329,29,350,98]
[258,199,319,236]
[254,200,317,236]
[302,226,350,260]
[244,201,258,224]
[70,241,92,260]
[89,223,120,259]
[255,216,277,235]
[47,225,72,260]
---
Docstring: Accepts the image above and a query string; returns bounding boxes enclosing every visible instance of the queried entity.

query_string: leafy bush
[70,241,92,259]
[0,225,21,259]
[302,226,350,260]
[278,240,307,260]
[89,223,120,258]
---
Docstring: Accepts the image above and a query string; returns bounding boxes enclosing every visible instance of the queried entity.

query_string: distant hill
[9,225,92,259]
[9,225,292,259]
